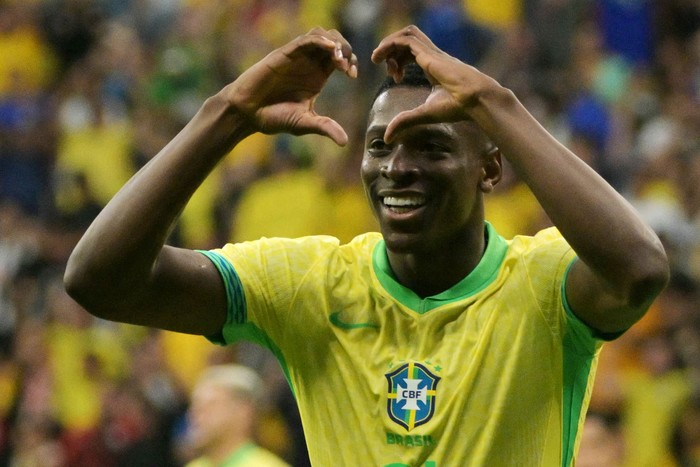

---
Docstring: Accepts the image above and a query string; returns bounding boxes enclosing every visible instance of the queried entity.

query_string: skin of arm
[371,26,669,334]
[64,28,357,335]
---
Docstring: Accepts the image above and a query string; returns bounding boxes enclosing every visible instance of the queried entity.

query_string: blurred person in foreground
[185,364,288,467]
[64,25,669,466]
[575,411,624,467]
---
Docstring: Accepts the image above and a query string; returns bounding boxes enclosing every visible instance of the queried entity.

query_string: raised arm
[64,28,357,335]
[371,26,669,334]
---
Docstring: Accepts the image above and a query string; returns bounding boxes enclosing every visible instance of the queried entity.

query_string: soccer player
[185,364,289,467]
[64,26,669,466]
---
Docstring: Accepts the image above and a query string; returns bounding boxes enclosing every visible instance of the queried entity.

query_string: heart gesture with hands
[223,27,358,146]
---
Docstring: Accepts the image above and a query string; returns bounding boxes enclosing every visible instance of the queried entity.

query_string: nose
[380,147,419,181]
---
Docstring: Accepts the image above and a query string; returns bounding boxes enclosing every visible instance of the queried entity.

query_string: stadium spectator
[183,364,289,467]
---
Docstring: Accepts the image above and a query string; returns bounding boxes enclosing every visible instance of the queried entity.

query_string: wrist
[468,78,516,113]
[205,90,257,143]
[466,82,522,132]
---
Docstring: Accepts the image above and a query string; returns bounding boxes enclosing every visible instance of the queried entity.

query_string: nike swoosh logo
[329,311,379,330]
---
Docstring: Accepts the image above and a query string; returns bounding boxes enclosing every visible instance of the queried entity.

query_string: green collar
[372,222,508,313]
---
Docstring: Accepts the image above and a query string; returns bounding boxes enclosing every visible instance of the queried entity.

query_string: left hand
[371,25,501,142]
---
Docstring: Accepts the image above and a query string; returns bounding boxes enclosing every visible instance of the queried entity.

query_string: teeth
[383,196,425,207]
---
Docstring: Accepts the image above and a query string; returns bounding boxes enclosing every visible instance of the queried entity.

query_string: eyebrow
[409,127,454,139]
[365,125,454,139]
[365,125,387,136]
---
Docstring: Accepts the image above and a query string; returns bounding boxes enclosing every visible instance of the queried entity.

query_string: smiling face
[361,86,500,255]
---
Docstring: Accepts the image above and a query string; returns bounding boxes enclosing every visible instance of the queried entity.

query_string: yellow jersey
[201,223,604,466]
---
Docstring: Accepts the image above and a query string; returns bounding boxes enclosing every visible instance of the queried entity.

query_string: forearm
[62,28,356,331]
[471,86,667,295]
[65,91,253,304]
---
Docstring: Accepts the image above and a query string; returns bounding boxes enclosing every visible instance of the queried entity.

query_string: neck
[387,223,487,298]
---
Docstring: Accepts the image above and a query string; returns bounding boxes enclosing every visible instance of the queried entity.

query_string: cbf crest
[386,362,440,432]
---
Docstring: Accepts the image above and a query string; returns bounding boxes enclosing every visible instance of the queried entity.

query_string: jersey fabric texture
[200,223,605,467]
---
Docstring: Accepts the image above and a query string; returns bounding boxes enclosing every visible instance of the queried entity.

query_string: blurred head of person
[187,364,264,459]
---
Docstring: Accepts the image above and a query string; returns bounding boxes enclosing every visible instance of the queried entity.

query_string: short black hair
[372,63,431,103]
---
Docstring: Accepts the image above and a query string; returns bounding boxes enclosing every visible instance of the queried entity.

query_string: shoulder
[216,235,340,265]
[339,232,383,257]
[504,226,574,268]
[212,233,383,274]
[506,226,569,253]
[501,226,576,299]
[218,233,382,257]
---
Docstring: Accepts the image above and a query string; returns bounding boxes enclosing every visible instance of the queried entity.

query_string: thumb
[294,114,349,146]
[384,105,436,143]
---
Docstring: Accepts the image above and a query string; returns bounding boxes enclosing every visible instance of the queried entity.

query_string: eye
[367,138,390,155]
[419,141,449,158]
[421,142,442,151]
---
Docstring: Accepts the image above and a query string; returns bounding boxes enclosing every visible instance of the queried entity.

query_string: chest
[285,275,562,402]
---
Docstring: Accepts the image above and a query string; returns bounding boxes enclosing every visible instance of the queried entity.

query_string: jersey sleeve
[199,236,340,348]
[518,227,603,355]
[525,229,626,348]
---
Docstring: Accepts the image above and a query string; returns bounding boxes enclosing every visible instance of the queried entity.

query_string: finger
[384,105,438,143]
[372,25,436,64]
[324,28,354,74]
[348,53,358,79]
[270,34,357,82]
[333,42,350,73]
[307,27,357,78]
[294,114,349,146]
[402,25,436,46]
[379,51,412,83]
[372,34,444,87]
[302,27,339,48]
[282,33,352,78]
[283,33,338,65]
[290,28,352,61]
[325,28,352,56]
[373,35,433,69]
[387,58,401,83]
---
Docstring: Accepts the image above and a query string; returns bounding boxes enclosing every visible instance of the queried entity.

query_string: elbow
[63,254,101,317]
[627,241,670,309]
[64,251,86,301]
[64,252,124,321]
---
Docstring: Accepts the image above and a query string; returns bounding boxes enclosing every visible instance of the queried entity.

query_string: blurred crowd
[0,0,699,465]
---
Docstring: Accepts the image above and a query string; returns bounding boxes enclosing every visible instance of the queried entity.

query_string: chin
[382,232,426,254]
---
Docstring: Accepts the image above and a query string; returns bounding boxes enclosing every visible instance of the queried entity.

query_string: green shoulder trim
[372,222,508,313]
[198,249,247,328]
[561,259,598,467]
[196,250,295,396]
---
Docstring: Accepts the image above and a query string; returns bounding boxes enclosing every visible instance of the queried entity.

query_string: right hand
[223,28,358,146]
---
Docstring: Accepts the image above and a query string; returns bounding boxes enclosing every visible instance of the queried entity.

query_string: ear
[479,148,502,193]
